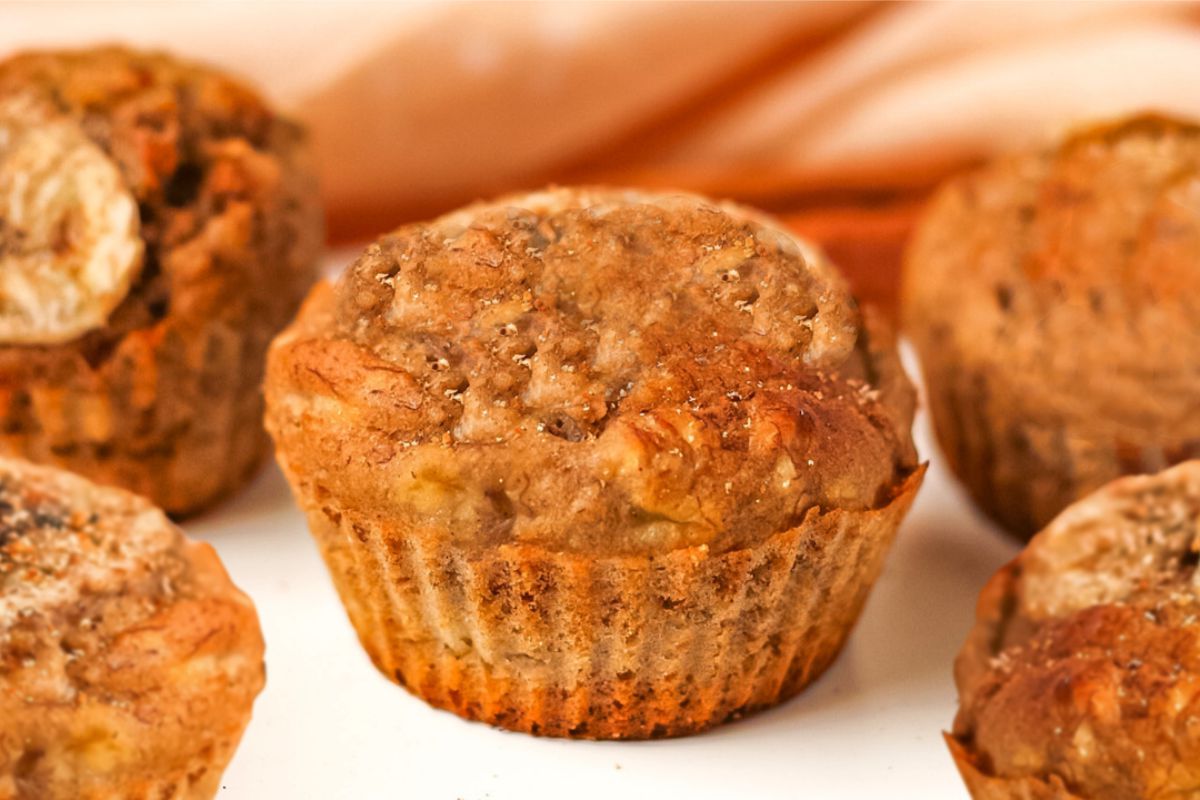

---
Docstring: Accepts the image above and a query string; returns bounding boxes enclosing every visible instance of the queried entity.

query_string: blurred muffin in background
[949,461,1200,799]
[903,114,1200,539]
[0,47,322,516]
[265,187,923,739]
[0,457,264,799]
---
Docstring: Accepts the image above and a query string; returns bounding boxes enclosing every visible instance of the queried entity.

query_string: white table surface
[189,352,1020,800]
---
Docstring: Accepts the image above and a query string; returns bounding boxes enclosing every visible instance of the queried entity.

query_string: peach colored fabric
[3,1,1198,296]
[3,2,1196,228]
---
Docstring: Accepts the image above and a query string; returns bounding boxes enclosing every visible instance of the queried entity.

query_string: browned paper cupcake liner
[295,468,923,739]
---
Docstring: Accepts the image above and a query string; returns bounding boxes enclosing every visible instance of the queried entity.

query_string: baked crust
[950,461,1200,799]
[271,187,916,556]
[0,457,264,799]
[0,47,323,515]
[266,187,922,737]
[903,114,1200,539]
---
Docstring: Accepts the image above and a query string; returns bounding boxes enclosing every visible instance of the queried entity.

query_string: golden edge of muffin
[265,186,923,738]
[0,456,265,799]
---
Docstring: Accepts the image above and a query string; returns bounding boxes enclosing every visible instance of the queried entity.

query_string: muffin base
[292,467,923,739]
[0,319,270,518]
[923,361,1200,541]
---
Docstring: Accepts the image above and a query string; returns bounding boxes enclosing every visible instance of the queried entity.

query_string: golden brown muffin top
[903,114,1200,430]
[952,461,1200,799]
[268,188,918,556]
[0,46,315,369]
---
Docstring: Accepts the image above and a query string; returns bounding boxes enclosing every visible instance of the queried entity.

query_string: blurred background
[4,0,1199,311]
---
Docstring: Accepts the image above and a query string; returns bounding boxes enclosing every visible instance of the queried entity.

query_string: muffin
[0,457,264,799]
[902,114,1200,540]
[949,460,1200,799]
[0,47,323,516]
[265,187,923,738]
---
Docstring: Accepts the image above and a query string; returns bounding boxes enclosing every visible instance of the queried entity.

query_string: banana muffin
[949,460,1200,799]
[265,187,923,738]
[903,114,1200,540]
[0,47,322,515]
[0,457,264,799]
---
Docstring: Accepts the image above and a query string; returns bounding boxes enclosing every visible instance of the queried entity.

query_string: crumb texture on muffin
[0,457,264,800]
[903,114,1200,538]
[267,187,921,737]
[951,461,1200,799]
[271,187,917,557]
[0,47,323,515]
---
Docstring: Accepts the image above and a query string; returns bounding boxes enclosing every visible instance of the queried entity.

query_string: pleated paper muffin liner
[923,361,1200,541]
[295,468,923,739]
[945,735,1085,800]
[0,317,272,516]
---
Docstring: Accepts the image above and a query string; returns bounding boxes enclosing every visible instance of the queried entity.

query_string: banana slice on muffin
[950,460,1200,799]
[0,47,323,516]
[903,114,1200,540]
[0,95,143,344]
[266,187,923,738]
[0,457,264,799]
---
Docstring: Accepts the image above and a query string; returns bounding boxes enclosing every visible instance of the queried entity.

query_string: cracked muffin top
[266,188,918,556]
[951,460,1200,799]
[0,46,320,367]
